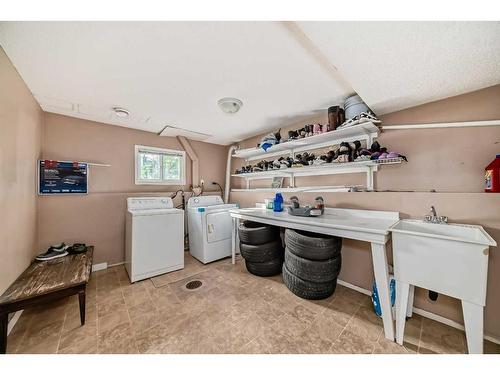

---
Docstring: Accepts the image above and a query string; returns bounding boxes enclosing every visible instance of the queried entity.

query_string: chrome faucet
[424,206,448,224]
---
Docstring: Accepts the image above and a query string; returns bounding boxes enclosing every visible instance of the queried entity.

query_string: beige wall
[39,113,228,265]
[230,84,500,339]
[0,48,43,294]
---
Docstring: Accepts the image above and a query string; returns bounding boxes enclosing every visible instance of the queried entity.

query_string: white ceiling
[1,21,499,145]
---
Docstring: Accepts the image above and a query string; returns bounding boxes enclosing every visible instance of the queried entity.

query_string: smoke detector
[112,107,130,118]
[217,97,243,114]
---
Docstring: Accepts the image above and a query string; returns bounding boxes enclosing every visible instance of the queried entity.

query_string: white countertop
[229,207,400,236]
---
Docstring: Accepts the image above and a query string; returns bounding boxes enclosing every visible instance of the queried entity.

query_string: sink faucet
[424,206,448,224]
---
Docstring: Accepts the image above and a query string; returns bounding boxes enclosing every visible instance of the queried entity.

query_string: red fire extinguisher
[485,154,500,193]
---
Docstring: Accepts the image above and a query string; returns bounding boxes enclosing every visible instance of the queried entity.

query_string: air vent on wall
[158,125,211,141]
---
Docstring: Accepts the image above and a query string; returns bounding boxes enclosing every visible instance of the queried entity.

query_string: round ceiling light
[112,107,130,118]
[217,97,243,114]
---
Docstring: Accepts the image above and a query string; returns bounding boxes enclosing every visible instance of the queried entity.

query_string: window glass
[135,146,185,185]
[139,152,161,180]
[163,154,181,180]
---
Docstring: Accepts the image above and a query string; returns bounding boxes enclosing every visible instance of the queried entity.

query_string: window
[135,145,186,185]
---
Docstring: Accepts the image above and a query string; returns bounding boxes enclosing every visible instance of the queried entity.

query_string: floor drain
[185,280,203,290]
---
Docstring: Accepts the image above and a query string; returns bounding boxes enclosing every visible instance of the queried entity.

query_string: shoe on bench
[35,243,69,261]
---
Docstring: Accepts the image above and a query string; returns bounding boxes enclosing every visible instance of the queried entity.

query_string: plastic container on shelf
[344,94,371,120]
[273,193,284,212]
[485,154,500,193]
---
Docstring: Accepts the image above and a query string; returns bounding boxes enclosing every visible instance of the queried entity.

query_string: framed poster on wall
[38,160,88,195]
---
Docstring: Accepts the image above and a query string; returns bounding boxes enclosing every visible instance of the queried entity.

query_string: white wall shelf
[231,158,405,191]
[231,185,361,194]
[233,122,380,161]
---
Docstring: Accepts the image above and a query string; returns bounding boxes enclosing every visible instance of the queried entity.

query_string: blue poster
[39,160,88,194]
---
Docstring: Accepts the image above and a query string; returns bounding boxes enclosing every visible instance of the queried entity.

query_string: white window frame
[135,145,186,185]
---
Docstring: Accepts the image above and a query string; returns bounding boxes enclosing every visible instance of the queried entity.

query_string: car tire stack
[283,229,342,300]
[238,221,283,277]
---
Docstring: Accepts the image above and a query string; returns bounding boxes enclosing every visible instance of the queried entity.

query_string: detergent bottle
[273,193,284,212]
[485,154,500,193]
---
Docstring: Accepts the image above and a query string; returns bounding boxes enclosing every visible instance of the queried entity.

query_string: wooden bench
[0,246,93,354]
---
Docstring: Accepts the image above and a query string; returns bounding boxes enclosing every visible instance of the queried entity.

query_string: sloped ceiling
[1,21,499,144]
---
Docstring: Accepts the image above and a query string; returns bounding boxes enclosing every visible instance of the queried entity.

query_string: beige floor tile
[419,317,466,354]
[289,324,335,354]
[63,303,97,332]
[331,330,375,354]
[98,322,138,354]
[98,309,131,335]
[97,295,127,318]
[336,284,369,305]
[344,305,383,343]
[250,327,296,354]
[58,320,97,353]
[323,295,360,327]
[128,302,161,335]
[272,312,311,342]
[134,324,171,354]
[20,318,64,353]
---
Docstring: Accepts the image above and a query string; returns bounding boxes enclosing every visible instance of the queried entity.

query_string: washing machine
[187,196,238,264]
[125,197,184,282]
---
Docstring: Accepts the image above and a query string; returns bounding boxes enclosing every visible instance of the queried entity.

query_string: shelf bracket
[366,167,374,190]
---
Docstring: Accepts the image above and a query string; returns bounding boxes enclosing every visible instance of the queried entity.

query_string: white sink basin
[390,219,497,353]
[391,219,496,247]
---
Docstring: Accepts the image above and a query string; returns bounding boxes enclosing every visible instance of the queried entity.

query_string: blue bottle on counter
[273,193,284,212]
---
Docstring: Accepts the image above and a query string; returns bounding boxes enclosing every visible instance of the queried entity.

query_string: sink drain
[185,280,203,290]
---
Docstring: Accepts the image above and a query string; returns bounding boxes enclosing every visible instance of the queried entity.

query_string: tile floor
[6,253,500,354]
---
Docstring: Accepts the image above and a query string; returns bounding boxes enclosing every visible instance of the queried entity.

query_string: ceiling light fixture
[217,97,243,114]
[112,107,130,118]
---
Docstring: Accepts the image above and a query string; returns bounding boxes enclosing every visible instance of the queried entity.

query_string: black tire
[240,239,284,263]
[284,249,341,283]
[239,221,279,245]
[245,258,283,277]
[285,229,342,261]
[282,264,336,300]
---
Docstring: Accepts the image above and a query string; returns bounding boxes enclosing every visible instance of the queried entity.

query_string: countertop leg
[406,284,415,318]
[395,281,410,345]
[462,300,483,354]
[231,217,236,265]
[371,242,395,341]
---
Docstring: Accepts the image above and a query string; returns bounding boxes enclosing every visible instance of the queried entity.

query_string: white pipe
[224,145,239,203]
[381,119,500,131]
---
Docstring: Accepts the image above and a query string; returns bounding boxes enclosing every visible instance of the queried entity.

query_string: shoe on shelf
[35,243,69,261]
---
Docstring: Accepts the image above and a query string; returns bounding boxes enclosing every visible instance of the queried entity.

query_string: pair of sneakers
[35,243,87,261]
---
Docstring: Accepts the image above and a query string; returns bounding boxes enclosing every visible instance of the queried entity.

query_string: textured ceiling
[1,21,499,144]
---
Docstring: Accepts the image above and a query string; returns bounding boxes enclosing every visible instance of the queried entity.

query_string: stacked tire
[283,229,342,300]
[238,221,283,277]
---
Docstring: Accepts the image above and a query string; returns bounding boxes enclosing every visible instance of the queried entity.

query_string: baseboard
[337,279,372,296]
[7,310,23,336]
[108,261,125,267]
[91,262,107,272]
[337,279,500,345]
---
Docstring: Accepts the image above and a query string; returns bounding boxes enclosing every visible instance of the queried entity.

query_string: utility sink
[390,219,497,353]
